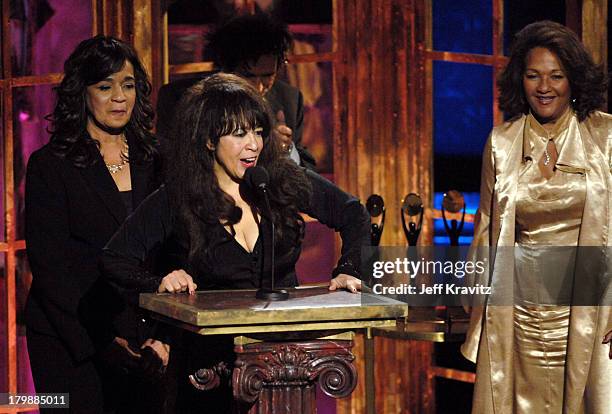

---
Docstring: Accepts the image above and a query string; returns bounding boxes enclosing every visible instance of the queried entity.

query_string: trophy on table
[441,190,465,246]
[366,194,385,246]
[401,193,424,246]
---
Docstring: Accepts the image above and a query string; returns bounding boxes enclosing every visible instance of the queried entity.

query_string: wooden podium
[140,285,406,413]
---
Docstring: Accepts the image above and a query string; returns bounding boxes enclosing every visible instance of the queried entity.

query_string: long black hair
[498,21,607,122]
[46,35,157,166]
[166,73,312,265]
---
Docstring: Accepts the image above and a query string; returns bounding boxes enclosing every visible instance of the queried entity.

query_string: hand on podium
[329,274,362,293]
[158,269,197,294]
[603,330,612,359]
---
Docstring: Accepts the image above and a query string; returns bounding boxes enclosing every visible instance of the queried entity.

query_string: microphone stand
[255,186,289,301]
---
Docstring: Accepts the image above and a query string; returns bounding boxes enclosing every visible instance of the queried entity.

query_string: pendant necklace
[105,135,129,174]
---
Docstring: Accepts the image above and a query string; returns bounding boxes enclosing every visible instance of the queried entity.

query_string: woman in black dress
[102,73,369,411]
[25,36,164,413]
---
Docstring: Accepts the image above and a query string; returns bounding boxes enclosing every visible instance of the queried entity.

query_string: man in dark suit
[156,13,316,169]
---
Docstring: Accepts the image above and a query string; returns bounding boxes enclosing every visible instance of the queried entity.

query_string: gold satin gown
[513,111,585,414]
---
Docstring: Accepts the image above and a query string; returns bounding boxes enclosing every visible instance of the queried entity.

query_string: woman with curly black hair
[462,21,611,413]
[102,73,368,412]
[25,36,164,413]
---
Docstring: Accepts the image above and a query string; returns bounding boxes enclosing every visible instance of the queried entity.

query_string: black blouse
[119,190,133,215]
[102,169,370,294]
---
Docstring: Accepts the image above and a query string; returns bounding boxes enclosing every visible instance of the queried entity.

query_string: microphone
[244,166,272,222]
[244,165,269,192]
[244,167,289,301]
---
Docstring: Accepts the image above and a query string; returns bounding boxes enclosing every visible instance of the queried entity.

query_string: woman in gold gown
[461,21,612,414]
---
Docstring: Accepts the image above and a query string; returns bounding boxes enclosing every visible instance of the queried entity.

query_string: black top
[120,190,133,215]
[25,139,160,362]
[102,170,369,295]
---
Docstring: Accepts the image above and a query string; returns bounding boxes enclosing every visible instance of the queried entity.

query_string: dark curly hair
[166,73,312,266]
[498,20,607,122]
[207,13,292,72]
[46,35,157,167]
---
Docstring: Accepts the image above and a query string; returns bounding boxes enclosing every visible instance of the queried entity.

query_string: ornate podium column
[232,339,357,414]
[140,287,406,412]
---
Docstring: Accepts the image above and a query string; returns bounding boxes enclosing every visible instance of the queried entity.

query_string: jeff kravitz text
[369,257,491,297]
[372,283,491,295]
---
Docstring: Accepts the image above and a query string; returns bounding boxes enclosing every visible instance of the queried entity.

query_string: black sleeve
[25,152,96,361]
[293,92,317,170]
[302,170,370,278]
[101,186,173,296]
[293,91,304,146]
[155,84,177,142]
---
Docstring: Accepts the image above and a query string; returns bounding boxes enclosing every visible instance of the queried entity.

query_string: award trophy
[401,193,423,246]
[441,190,465,246]
[366,194,385,246]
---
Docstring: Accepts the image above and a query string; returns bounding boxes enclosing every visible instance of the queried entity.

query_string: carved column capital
[189,361,232,391]
[232,340,357,411]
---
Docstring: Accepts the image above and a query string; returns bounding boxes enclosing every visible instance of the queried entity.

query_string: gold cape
[461,111,612,414]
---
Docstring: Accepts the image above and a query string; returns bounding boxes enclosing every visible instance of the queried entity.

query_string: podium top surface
[140,285,407,333]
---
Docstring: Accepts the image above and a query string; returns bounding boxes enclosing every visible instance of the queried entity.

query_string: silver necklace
[543,138,555,166]
[106,158,128,174]
[543,145,551,166]
[105,136,129,174]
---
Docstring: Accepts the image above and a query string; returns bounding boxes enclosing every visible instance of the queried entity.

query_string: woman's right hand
[158,269,197,294]
[140,339,170,377]
[100,337,141,372]
[141,338,170,367]
[603,330,612,359]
